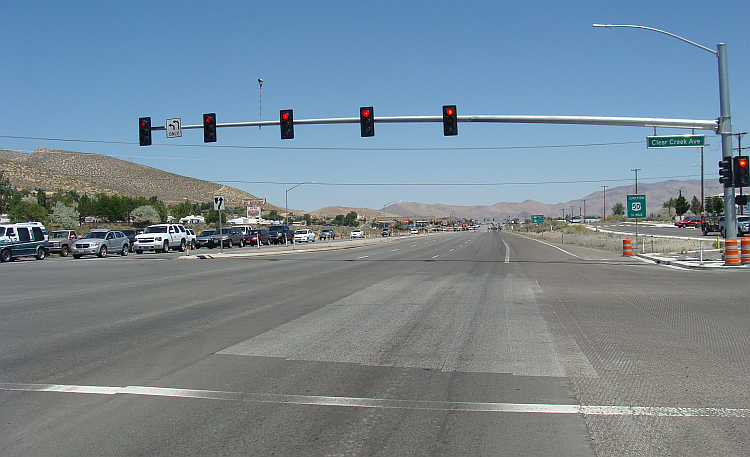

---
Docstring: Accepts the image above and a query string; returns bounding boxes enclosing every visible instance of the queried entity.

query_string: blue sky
[2,1,748,212]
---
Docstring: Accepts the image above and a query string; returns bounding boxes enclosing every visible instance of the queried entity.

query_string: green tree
[706,195,724,214]
[674,191,690,217]
[690,195,702,215]
[0,171,12,213]
[265,209,283,221]
[663,198,676,217]
[48,201,80,229]
[170,200,194,221]
[131,205,161,226]
[150,200,168,223]
[8,201,47,222]
[203,208,227,225]
[36,189,48,209]
[612,202,625,216]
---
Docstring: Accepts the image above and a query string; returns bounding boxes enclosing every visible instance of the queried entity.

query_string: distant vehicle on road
[381,228,391,237]
[0,223,49,262]
[195,229,216,249]
[210,227,245,248]
[268,225,294,244]
[244,229,270,246]
[294,229,316,243]
[320,228,335,240]
[675,216,700,228]
[350,229,364,238]
[120,229,143,252]
[48,230,78,257]
[72,230,129,258]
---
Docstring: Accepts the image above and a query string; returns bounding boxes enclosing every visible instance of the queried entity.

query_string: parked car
[195,229,216,249]
[47,229,78,257]
[134,223,189,253]
[320,228,335,240]
[268,225,294,244]
[209,227,245,248]
[350,229,364,238]
[72,230,130,258]
[294,229,316,243]
[675,216,701,228]
[0,223,49,262]
[244,229,270,246]
[233,225,254,238]
[381,228,391,237]
[185,228,197,249]
[718,215,750,238]
[121,229,143,252]
[410,228,419,235]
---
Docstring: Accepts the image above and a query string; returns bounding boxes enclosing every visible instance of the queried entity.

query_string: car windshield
[248,230,260,235]
[269,226,284,231]
[199,230,215,236]
[82,232,106,239]
[295,230,307,234]
[0,227,5,237]
[49,231,68,239]
[145,226,168,234]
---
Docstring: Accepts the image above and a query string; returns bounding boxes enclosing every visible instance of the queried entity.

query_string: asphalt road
[2,231,750,455]
[596,221,705,238]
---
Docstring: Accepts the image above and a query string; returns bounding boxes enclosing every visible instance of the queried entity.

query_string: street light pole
[285,182,306,231]
[594,24,736,239]
[601,185,608,222]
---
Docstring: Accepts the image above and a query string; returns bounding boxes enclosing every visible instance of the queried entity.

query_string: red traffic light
[740,158,748,168]
[281,112,290,121]
[361,109,370,118]
[445,107,454,116]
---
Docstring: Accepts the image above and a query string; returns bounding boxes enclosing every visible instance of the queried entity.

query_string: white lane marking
[431,255,439,259]
[391,249,399,252]
[356,255,369,259]
[3,383,748,418]
[502,240,510,263]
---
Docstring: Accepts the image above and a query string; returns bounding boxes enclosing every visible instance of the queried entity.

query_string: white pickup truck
[133,223,188,253]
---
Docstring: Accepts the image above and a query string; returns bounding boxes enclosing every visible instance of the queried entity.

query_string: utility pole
[602,186,608,222]
[631,168,641,194]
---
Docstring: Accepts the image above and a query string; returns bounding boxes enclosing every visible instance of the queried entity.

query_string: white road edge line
[2,383,748,417]
[502,239,510,263]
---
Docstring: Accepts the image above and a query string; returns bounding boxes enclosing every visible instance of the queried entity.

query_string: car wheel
[162,241,169,253]
[35,248,47,260]
[1,249,11,262]
[179,239,186,252]
[121,244,129,256]
[240,239,245,247]
[135,250,143,254]
[60,245,70,257]
[98,245,108,258]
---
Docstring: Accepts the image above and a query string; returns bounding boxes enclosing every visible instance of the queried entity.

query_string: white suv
[133,224,188,253]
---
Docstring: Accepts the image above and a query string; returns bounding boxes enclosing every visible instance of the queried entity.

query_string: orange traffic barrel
[741,237,750,264]
[622,238,633,256]
[725,238,740,265]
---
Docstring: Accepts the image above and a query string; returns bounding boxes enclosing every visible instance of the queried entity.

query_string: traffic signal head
[443,105,457,136]
[280,109,294,140]
[360,107,374,137]
[719,157,733,187]
[139,117,151,146]
[734,155,749,187]
[203,113,217,143]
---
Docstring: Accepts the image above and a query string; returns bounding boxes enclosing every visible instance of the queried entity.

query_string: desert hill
[0,147,262,207]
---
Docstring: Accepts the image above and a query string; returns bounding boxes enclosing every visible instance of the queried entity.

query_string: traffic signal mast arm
[147,114,718,131]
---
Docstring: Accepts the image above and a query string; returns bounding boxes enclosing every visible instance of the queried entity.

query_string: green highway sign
[647,135,705,148]
[531,215,544,224]
[627,194,646,218]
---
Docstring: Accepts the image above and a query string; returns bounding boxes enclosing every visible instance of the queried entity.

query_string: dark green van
[0,223,50,262]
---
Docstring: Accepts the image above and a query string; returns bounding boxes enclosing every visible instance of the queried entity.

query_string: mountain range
[1,147,720,220]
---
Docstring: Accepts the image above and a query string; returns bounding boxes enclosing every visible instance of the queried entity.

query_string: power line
[0,134,645,152]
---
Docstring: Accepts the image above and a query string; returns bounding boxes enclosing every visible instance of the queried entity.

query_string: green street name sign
[647,135,705,148]
[627,194,646,218]
[531,215,544,224]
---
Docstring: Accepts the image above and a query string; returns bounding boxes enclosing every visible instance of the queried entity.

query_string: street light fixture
[594,23,737,238]
[285,182,313,231]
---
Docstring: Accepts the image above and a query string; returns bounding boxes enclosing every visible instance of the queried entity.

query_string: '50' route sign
[627,194,646,218]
